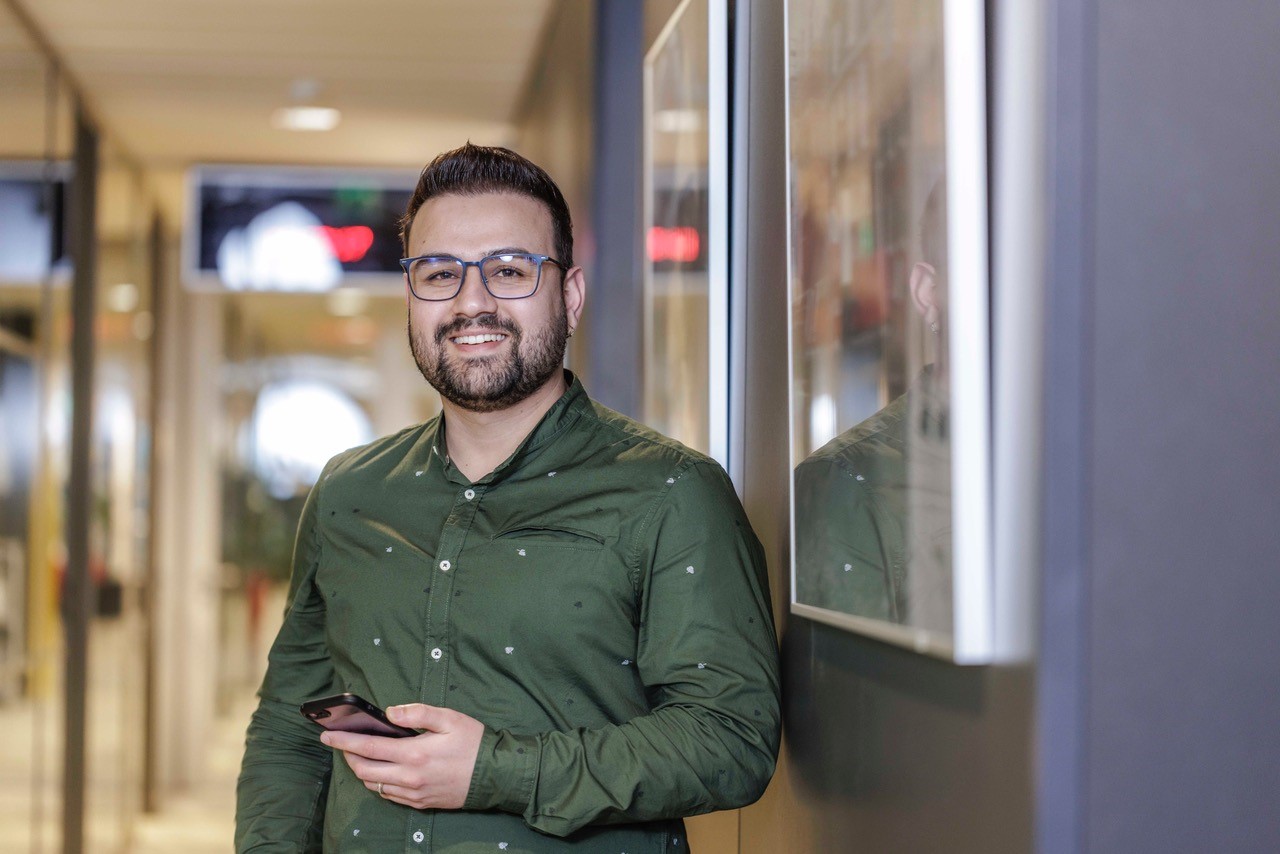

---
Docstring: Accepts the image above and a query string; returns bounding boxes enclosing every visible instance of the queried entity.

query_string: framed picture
[786,0,993,661]
[643,0,730,465]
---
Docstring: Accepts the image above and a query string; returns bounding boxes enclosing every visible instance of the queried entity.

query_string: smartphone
[300,693,418,738]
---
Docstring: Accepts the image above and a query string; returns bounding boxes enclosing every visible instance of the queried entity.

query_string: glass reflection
[0,1,74,846]
[789,0,954,637]
[644,0,711,453]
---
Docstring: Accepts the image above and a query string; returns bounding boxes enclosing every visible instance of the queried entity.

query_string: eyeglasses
[399,252,566,301]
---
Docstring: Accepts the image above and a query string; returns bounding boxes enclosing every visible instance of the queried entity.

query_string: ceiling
[2,0,583,363]
[7,0,561,168]
[1,0,569,362]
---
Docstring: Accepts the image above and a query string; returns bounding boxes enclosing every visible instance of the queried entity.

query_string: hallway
[0,592,272,851]
[131,692,251,854]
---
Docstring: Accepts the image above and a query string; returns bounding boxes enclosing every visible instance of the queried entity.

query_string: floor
[130,692,253,853]
[0,671,253,854]
[1,591,270,853]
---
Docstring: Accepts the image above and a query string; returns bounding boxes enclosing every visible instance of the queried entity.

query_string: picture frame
[785,0,993,661]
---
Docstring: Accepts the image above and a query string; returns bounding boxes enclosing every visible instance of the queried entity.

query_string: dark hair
[920,179,948,277]
[399,143,574,268]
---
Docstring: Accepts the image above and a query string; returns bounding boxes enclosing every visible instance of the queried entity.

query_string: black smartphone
[300,693,418,738]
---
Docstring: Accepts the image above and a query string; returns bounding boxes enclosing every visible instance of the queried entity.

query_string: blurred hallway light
[216,202,342,292]
[251,379,372,499]
[270,106,342,132]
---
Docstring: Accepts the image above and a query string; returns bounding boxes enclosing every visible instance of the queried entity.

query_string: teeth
[454,333,506,345]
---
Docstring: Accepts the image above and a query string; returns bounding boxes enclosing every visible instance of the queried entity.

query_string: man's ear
[562,266,586,335]
[909,262,939,328]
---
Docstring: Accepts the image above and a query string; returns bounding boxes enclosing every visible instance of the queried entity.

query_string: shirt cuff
[463,726,539,815]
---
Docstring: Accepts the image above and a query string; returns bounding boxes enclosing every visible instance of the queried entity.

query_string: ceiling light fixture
[272,78,341,132]
[271,105,341,132]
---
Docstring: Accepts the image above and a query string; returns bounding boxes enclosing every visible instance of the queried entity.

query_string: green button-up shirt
[236,374,781,852]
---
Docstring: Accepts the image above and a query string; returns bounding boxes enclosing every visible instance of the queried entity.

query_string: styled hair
[920,179,948,278]
[399,143,574,268]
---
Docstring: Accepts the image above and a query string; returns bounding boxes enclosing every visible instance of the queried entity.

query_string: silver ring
[376,781,385,796]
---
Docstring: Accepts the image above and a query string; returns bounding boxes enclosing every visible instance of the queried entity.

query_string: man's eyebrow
[411,247,535,259]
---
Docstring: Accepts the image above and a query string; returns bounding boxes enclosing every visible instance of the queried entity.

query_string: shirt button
[412,830,424,843]
[431,647,443,660]
[464,488,476,500]
[439,559,451,572]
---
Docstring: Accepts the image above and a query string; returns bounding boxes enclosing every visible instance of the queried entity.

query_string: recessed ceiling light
[271,106,341,132]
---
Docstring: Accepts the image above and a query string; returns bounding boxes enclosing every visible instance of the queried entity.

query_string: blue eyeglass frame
[398,252,567,301]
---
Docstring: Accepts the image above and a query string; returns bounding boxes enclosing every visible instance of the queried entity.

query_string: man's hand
[319,704,484,810]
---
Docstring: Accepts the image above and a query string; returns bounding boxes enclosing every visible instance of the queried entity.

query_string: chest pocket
[493,525,605,551]
[461,524,632,647]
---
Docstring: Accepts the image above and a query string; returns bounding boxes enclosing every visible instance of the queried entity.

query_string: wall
[512,1,597,388]
[736,2,1035,851]
[1039,2,1280,851]
[514,0,665,422]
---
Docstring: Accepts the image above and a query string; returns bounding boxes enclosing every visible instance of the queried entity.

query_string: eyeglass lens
[407,254,544,299]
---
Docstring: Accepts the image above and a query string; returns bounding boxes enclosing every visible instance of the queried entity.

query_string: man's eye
[425,269,459,281]
[491,266,526,278]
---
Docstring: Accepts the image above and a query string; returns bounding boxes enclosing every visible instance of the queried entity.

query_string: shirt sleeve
[464,460,782,837]
[794,454,903,621]
[235,469,338,853]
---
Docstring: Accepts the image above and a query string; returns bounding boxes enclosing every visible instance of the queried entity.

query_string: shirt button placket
[420,485,483,709]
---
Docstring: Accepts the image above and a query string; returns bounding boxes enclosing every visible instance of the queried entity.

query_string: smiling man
[235,144,781,852]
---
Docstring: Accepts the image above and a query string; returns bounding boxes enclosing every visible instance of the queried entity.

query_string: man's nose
[453,263,498,314]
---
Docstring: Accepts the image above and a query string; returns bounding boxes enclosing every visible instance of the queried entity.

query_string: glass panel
[0,3,74,848]
[82,139,152,851]
[216,286,439,707]
[789,1,957,646]
[644,0,712,455]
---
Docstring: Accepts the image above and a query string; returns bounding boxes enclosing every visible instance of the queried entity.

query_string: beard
[409,308,569,413]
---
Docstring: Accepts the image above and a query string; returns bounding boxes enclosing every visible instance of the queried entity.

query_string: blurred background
[0,1,709,849]
[4,1,1280,853]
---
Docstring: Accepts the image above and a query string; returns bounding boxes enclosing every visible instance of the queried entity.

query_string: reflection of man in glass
[794,182,952,632]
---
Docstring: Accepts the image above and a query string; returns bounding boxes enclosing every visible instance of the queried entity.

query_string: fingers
[342,750,405,785]
[317,705,482,813]
[365,779,426,810]
[386,703,454,731]
[322,728,422,761]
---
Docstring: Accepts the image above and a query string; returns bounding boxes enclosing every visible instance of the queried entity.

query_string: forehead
[406,192,554,255]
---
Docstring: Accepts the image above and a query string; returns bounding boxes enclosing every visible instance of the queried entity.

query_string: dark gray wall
[736,2,1034,852]
[1041,2,1280,852]
[585,0,645,419]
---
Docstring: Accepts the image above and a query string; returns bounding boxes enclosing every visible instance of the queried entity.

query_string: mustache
[433,314,519,345]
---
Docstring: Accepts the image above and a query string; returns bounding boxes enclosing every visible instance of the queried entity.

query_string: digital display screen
[187,166,416,291]
[0,167,68,284]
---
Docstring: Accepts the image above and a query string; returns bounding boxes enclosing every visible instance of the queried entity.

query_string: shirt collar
[431,370,592,486]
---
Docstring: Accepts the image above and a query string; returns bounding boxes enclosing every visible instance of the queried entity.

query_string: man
[794,180,952,632]
[236,144,781,851]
